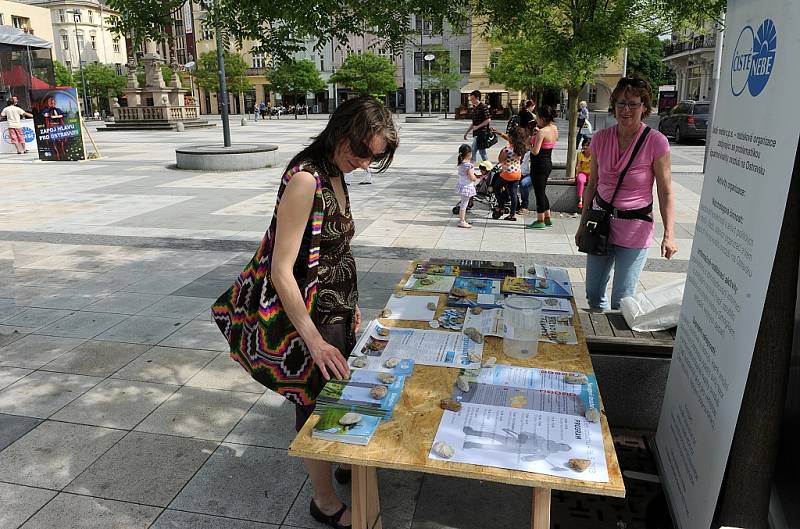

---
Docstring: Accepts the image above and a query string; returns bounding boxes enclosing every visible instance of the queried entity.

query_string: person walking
[212,96,398,529]
[1,99,33,154]
[576,100,589,146]
[526,105,558,229]
[517,99,536,130]
[575,77,678,311]
[455,144,478,228]
[463,90,491,161]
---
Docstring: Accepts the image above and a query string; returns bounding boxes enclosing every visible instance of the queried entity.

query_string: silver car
[658,100,709,143]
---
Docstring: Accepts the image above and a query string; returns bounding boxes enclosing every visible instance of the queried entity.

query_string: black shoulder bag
[578,126,652,256]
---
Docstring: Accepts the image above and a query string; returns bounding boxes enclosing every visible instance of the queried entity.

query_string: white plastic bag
[620,278,685,332]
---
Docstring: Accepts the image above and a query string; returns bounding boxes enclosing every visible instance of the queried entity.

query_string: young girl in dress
[455,143,478,228]
[575,138,592,211]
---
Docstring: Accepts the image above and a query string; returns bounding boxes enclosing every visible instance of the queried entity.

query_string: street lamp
[67,9,91,116]
[197,2,230,146]
[423,53,435,117]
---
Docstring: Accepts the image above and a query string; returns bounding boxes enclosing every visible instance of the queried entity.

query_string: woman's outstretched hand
[308,339,350,380]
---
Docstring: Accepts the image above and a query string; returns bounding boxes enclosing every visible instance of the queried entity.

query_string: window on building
[413,51,422,75]
[320,58,324,71]
[459,49,471,73]
[57,9,65,22]
[61,32,70,50]
[202,27,213,40]
[252,53,265,68]
[88,10,93,23]
[72,11,81,23]
[115,63,123,75]
[65,60,71,69]
[587,85,597,104]
[113,38,120,53]
[76,32,85,52]
[414,16,432,35]
[11,16,32,31]
[0,14,4,25]
[90,35,96,49]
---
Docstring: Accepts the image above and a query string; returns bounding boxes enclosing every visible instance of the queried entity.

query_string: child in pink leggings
[575,138,592,210]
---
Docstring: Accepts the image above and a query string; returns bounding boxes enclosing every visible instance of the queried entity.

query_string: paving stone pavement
[0,115,703,528]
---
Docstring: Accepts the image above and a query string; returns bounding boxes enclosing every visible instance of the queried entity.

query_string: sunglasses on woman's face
[349,141,386,162]
[617,77,648,89]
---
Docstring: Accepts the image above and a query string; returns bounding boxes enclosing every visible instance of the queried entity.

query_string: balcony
[246,67,268,77]
[663,34,716,58]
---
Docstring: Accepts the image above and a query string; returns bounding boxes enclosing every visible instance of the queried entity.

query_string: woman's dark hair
[286,95,398,176]
[610,76,653,119]
[536,105,556,123]
[508,126,527,157]
[457,143,472,165]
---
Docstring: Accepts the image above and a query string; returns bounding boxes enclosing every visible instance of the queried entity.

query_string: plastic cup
[503,296,543,359]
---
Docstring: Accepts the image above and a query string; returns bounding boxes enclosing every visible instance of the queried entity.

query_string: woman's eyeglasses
[617,77,649,89]
[350,141,387,162]
[615,101,643,110]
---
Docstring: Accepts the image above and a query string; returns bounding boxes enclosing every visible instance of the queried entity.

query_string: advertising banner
[0,118,37,153]
[655,2,800,528]
[30,87,86,161]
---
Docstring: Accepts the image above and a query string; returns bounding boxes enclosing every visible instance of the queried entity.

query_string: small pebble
[384,357,400,368]
[339,412,363,427]
[427,302,437,311]
[468,352,481,364]
[440,398,462,412]
[470,306,483,315]
[585,407,601,423]
[428,319,440,329]
[378,372,396,384]
[482,356,497,368]
[567,458,592,472]
[564,373,589,385]
[432,441,455,459]
[456,375,470,392]
[377,327,390,337]
[380,308,392,318]
[351,357,368,368]
[394,291,406,298]
[370,385,388,399]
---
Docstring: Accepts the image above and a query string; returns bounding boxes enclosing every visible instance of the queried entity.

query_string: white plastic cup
[503,296,543,359]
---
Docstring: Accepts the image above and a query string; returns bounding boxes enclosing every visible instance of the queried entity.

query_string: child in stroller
[451,160,510,215]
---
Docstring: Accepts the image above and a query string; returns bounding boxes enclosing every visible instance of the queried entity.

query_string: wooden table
[290,267,625,529]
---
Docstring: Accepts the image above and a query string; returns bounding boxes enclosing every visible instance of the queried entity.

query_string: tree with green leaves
[81,63,127,110]
[486,34,565,101]
[329,53,397,100]
[53,61,74,87]
[625,31,676,92]
[195,50,252,97]
[421,45,461,118]
[267,59,326,119]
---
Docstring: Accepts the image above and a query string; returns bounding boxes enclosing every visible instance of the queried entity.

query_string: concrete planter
[175,144,278,171]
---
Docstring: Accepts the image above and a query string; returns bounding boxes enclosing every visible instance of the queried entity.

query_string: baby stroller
[452,160,507,215]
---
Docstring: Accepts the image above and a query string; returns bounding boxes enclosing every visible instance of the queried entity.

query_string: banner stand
[711,143,800,529]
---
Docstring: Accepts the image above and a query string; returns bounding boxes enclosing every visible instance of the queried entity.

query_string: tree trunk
[564,89,580,182]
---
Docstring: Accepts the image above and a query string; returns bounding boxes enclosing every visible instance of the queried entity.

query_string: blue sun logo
[731,19,777,97]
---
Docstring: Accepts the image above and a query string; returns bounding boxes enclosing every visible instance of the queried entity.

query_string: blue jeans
[520,174,531,209]
[585,245,648,310]
[471,136,488,161]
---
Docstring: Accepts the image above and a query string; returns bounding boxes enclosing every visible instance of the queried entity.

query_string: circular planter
[175,143,278,171]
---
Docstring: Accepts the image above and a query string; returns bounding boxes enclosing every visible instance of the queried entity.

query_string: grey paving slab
[0,421,126,489]
[111,345,217,385]
[0,413,42,451]
[356,287,394,311]
[95,315,186,345]
[120,275,184,295]
[65,431,217,507]
[0,334,85,369]
[0,371,102,418]
[1,308,73,330]
[0,482,57,529]
[135,386,259,441]
[151,510,280,529]
[169,443,306,524]
[0,302,27,323]
[158,318,229,351]
[171,278,232,299]
[17,287,106,310]
[224,390,296,449]
[82,292,164,314]
[0,328,28,348]
[39,340,149,377]
[141,295,215,319]
[51,378,179,429]
[18,493,162,529]
[410,474,531,529]
[35,311,128,339]
[185,353,267,394]
[0,366,32,390]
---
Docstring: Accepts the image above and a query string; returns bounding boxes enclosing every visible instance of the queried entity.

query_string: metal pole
[72,12,90,116]
[703,11,725,173]
[213,4,231,147]
[622,47,628,77]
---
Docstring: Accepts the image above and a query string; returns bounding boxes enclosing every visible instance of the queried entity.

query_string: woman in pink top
[575,77,678,310]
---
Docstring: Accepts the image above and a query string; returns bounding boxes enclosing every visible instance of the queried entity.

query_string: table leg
[351,465,382,529]
[530,488,551,529]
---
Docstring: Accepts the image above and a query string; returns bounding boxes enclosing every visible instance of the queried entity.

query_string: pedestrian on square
[455,143,478,228]
[253,102,259,121]
[526,105,558,229]
[575,138,592,211]
[463,90,491,161]
[576,100,589,146]
[575,77,678,311]
[1,99,33,154]
[491,125,526,221]
[518,99,536,129]
[213,96,398,529]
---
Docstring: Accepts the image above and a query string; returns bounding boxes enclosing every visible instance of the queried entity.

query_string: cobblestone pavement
[0,115,701,528]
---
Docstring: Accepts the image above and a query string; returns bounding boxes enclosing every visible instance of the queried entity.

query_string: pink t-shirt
[592,124,670,248]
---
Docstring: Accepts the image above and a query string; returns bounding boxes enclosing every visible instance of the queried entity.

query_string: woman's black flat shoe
[310,499,351,529]
[334,466,351,484]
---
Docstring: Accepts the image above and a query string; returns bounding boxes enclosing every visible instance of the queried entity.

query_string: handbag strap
[605,125,651,210]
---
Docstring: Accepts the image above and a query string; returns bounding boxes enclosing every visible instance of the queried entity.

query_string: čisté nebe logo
[731,18,777,97]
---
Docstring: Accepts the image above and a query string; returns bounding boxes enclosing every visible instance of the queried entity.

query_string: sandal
[503,215,517,221]
[334,466,351,484]
[310,499,351,529]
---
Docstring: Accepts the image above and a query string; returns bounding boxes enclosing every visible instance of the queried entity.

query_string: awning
[0,65,51,89]
[460,80,508,94]
[0,25,53,49]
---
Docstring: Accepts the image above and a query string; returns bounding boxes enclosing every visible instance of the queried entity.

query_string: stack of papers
[316,369,406,420]
[312,407,382,445]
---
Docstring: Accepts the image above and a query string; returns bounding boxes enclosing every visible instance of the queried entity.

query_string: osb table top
[289,265,626,498]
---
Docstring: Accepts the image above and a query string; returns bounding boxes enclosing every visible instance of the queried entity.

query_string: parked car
[658,100,709,143]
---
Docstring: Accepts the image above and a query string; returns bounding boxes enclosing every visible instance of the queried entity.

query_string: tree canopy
[625,31,676,91]
[329,52,397,97]
[267,59,326,98]
[195,50,252,94]
[81,63,127,99]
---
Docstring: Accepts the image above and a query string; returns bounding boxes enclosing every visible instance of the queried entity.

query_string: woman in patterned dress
[271,96,398,528]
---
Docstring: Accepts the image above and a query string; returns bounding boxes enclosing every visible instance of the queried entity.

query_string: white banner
[1,119,37,153]
[656,2,800,529]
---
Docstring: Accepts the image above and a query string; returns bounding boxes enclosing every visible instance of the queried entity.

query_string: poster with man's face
[30,88,85,161]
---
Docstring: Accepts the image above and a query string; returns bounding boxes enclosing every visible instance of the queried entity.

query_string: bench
[580,311,675,432]
[523,164,582,214]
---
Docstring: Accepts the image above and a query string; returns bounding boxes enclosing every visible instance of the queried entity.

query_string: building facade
[662,21,719,103]
[576,49,626,112]
[0,0,54,43]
